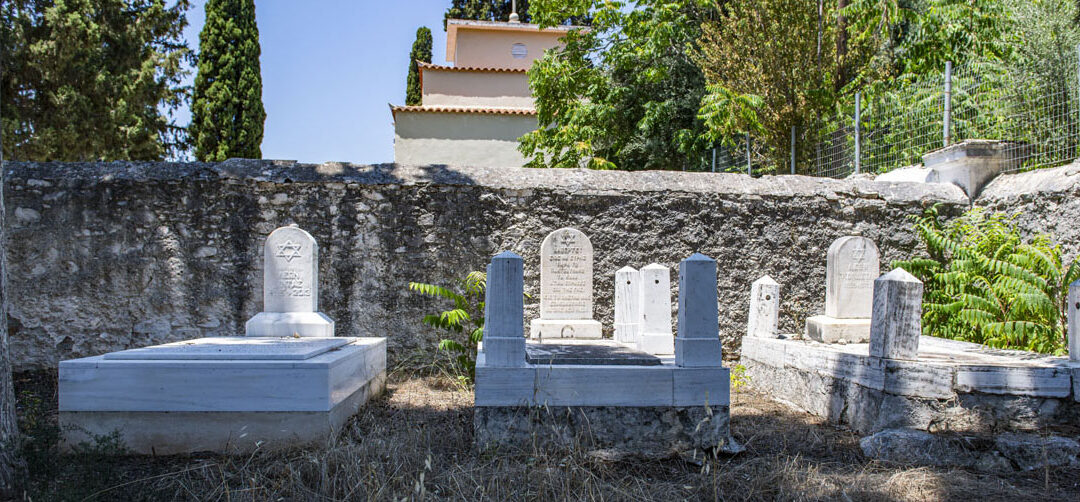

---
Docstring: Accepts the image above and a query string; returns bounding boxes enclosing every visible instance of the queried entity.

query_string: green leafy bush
[408,272,486,384]
[894,206,1079,354]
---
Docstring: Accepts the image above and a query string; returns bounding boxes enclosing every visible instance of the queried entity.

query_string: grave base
[805,315,871,343]
[59,337,386,454]
[245,311,335,337]
[638,333,674,355]
[529,319,602,339]
[474,404,739,458]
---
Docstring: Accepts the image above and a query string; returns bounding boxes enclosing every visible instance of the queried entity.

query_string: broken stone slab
[922,139,1030,199]
[482,251,526,367]
[675,254,723,367]
[868,268,923,361]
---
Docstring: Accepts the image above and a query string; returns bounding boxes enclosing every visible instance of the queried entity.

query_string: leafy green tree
[895,206,1079,354]
[0,0,192,161]
[522,0,717,171]
[892,0,1013,77]
[444,0,529,29]
[408,272,486,385]
[191,0,265,161]
[406,27,433,106]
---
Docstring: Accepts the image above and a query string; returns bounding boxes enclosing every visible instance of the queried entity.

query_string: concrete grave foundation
[59,337,387,454]
[741,335,1080,435]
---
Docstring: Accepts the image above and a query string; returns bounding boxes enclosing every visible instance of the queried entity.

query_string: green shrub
[893,205,1079,354]
[408,271,486,384]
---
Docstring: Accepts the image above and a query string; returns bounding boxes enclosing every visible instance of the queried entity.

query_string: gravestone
[481,251,526,367]
[868,268,923,360]
[638,264,674,355]
[747,275,780,338]
[1069,280,1079,362]
[529,228,602,339]
[674,254,723,367]
[805,236,880,343]
[614,266,640,344]
[246,225,335,337]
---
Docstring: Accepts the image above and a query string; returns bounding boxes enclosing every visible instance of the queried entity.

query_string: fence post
[854,92,861,174]
[944,60,952,147]
[711,146,716,173]
[745,133,751,176]
[790,126,796,175]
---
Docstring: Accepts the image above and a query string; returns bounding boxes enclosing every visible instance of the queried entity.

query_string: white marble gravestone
[805,236,880,343]
[246,225,335,337]
[614,266,640,344]
[747,275,780,338]
[530,228,602,339]
[638,264,674,354]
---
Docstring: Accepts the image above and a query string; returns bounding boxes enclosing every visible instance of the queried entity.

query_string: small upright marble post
[246,225,335,337]
[747,275,780,338]
[639,264,675,355]
[675,254,723,367]
[868,268,924,361]
[482,251,526,367]
[1068,280,1079,362]
[614,266,640,345]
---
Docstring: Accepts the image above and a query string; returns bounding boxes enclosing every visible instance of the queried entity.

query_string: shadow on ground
[12,369,1079,501]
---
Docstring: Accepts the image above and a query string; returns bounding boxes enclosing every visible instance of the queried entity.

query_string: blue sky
[179,0,457,164]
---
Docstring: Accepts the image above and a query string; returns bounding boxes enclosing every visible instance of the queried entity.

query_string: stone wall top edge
[976,160,1080,203]
[4,159,967,204]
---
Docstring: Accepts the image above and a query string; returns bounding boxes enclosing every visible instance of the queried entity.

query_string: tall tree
[406,27,432,106]
[190,0,265,161]
[523,0,716,171]
[0,0,192,161]
[444,0,529,28]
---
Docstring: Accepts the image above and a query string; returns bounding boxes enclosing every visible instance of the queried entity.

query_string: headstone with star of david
[245,224,335,337]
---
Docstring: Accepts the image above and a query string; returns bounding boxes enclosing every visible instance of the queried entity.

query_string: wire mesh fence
[809,50,1080,178]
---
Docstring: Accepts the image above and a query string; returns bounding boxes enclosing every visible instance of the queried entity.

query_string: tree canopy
[190,0,266,162]
[1,0,192,161]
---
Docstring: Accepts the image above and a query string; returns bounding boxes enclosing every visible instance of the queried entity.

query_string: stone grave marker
[530,228,602,339]
[806,236,880,343]
[482,251,526,367]
[639,263,674,354]
[868,268,924,360]
[747,275,780,338]
[246,224,335,337]
[614,266,640,344]
[675,254,723,367]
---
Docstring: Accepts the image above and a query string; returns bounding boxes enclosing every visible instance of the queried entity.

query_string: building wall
[393,111,536,168]
[5,160,989,371]
[422,70,532,109]
[454,29,564,69]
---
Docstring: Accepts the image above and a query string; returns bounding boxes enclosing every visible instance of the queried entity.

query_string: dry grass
[14,369,1080,501]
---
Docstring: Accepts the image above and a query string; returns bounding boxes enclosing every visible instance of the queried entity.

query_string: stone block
[673,367,730,407]
[245,312,334,338]
[474,364,535,406]
[484,251,527,366]
[480,337,527,367]
[674,338,723,367]
[868,268,923,360]
[747,275,780,338]
[534,365,674,406]
[739,336,786,368]
[883,359,955,399]
[955,365,1072,397]
[1069,280,1079,362]
[805,315,871,343]
[923,139,1025,199]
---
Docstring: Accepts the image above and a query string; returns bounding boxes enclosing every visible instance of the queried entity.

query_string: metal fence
[810,48,1080,178]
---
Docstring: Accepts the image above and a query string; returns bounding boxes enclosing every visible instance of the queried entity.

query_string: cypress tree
[406,27,433,106]
[191,0,266,161]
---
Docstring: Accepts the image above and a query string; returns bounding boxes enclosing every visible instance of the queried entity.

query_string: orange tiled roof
[417,61,527,73]
[389,104,537,118]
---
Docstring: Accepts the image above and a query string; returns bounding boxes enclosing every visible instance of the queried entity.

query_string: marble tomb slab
[103,336,350,360]
[525,340,661,366]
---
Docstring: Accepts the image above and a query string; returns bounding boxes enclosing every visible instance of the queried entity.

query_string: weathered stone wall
[976,162,1080,265]
[4,160,969,370]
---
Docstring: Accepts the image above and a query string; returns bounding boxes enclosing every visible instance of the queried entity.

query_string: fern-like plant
[894,205,1079,354]
[408,271,486,384]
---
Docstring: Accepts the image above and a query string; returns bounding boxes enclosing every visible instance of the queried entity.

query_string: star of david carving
[275,240,303,262]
